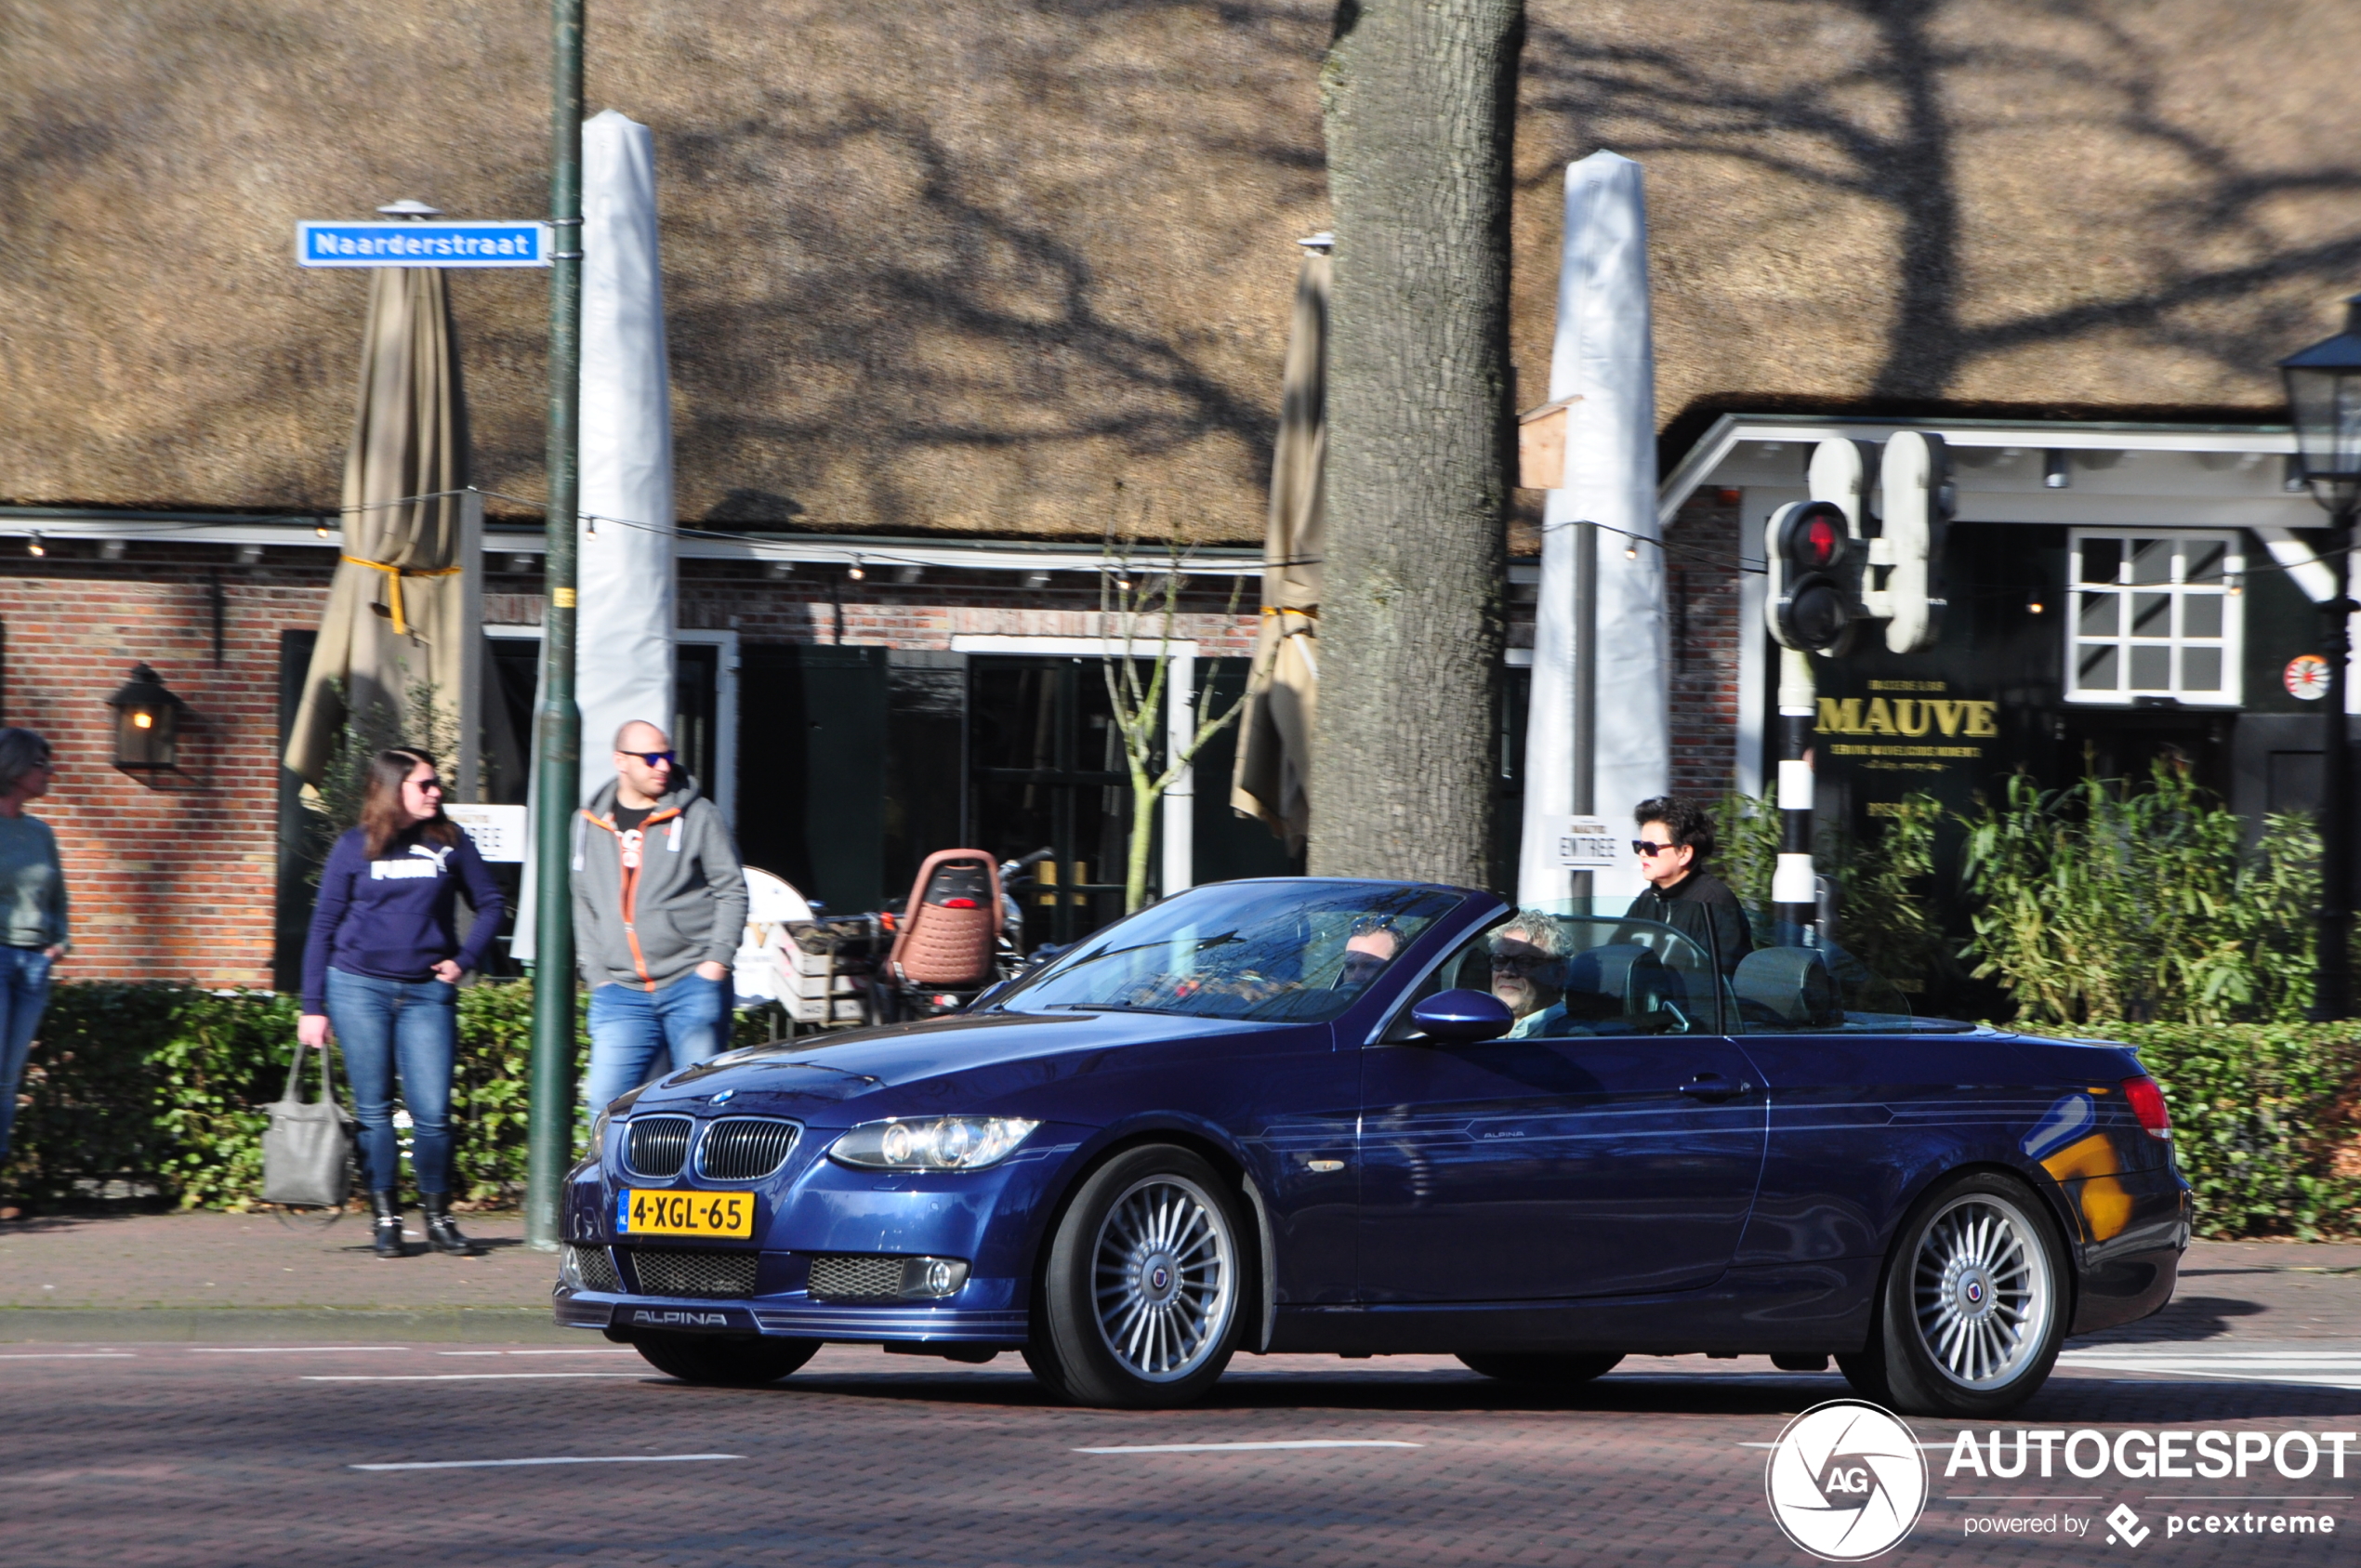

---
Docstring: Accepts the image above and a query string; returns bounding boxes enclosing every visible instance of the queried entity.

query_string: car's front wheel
[1457,1352,1624,1387]
[1839,1170,2066,1418]
[630,1332,819,1386]
[1031,1144,1248,1408]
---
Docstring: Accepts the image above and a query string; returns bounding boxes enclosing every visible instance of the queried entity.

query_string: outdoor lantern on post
[2279,294,2361,1021]
[106,663,187,777]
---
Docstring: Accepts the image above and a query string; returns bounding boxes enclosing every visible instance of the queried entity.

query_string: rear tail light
[2122,1074,2171,1140]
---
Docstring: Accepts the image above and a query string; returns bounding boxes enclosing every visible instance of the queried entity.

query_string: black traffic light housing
[1768,499,1862,653]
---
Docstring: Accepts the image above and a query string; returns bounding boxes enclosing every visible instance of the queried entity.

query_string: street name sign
[297,220,552,269]
[1554,815,1621,871]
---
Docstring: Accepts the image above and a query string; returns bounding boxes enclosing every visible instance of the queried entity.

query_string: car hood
[625,1007,1303,1122]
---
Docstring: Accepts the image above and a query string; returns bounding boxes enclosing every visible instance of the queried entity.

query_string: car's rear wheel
[1032,1144,1247,1408]
[1840,1170,2065,1418]
[1456,1352,1623,1387]
[630,1332,819,1386]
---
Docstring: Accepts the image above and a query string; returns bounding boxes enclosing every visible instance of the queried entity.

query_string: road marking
[351,1453,745,1471]
[187,1346,411,1354]
[0,1352,136,1361]
[303,1372,651,1382]
[2057,1350,2361,1390]
[436,1349,640,1356]
[1075,1440,1424,1455]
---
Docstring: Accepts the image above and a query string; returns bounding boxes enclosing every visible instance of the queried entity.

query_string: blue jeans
[585,975,728,1112]
[325,967,457,1195]
[0,946,53,1165]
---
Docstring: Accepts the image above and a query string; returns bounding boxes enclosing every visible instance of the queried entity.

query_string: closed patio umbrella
[1229,241,1328,852]
[284,232,474,787]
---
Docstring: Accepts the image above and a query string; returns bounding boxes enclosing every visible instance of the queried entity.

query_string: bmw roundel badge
[711,1089,735,1106]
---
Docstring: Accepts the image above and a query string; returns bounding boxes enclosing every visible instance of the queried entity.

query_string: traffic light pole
[2316,502,2354,1022]
[525,0,585,1252]
[1773,647,1818,941]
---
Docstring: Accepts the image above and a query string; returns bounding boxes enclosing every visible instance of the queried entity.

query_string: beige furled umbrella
[1230,243,1328,852]
[284,246,476,787]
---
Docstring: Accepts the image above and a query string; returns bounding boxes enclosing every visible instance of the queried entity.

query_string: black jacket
[1625,870,1752,975]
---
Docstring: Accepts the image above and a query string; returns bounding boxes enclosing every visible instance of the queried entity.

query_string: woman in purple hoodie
[299,750,503,1258]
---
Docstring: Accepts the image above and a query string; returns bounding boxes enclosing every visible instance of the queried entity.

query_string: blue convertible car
[555,878,2188,1414]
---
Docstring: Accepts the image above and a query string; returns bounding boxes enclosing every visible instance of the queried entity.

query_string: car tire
[1841,1170,2068,1419]
[630,1332,819,1386]
[1456,1352,1624,1387]
[1032,1144,1250,1409]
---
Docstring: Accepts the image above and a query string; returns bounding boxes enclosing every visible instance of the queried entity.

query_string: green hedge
[2073,1021,2361,1241]
[4,982,775,1210]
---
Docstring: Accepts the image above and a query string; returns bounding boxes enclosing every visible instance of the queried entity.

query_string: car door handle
[1678,1073,1754,1101]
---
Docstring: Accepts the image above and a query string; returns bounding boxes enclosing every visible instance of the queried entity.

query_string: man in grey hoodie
[575,719,750,1111]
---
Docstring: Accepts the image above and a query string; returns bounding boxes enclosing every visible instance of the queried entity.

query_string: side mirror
[1409,989,1513,1043]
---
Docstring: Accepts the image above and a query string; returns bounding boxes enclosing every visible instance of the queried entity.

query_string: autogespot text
[1946,1427,2351,1543]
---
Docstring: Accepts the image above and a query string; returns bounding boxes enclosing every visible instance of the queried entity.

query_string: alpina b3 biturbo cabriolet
[555,877,2188,1413]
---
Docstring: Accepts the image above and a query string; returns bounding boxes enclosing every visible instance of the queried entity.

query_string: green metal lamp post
[526,0,586,1251]
[2280,294,2361,1023]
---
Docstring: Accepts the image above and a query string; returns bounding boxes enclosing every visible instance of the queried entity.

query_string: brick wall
[1666,491,1745,798]
[0,552,334,987]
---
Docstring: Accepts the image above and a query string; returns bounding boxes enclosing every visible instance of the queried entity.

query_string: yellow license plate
[617,1190,755,1239]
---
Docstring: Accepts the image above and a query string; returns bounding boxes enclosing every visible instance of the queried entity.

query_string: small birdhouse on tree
[1517,395,1582,491]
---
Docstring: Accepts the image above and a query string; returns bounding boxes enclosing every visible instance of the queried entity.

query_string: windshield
[993,880,1465,1023]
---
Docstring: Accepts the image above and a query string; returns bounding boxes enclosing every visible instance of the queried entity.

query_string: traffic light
[1765,499,1860,652]
[1873,430,1952,653]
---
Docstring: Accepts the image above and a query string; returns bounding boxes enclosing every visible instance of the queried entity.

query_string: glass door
[967,655,1149,948]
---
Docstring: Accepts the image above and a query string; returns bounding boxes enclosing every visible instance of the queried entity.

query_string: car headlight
[827,1116,1039,1171]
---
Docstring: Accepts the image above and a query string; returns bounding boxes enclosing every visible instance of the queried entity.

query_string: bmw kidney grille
[624,1115,694,1179]
[696,1117,800,1181]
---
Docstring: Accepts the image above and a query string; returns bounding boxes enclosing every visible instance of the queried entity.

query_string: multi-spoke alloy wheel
[1841,1171,2066,1418]
[1910,1193,2051,1390]
[1031,1145,1248,1407]
[1090,1175,1236,1382]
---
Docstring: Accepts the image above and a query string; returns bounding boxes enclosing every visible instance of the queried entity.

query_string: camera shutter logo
[1763,1400,1928,1561]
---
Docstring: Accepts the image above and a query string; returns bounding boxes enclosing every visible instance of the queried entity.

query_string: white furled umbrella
[1230,243,1328,852]
[512,112,679,965]
[1517,152,1669,906]
[574,109,679,795]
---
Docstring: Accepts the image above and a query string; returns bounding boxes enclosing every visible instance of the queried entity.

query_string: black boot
[369,1190,405,1258]
[421,1193,476,1257]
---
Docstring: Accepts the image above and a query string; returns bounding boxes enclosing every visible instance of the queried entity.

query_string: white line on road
[187,1346,412,1354]
[0,1352,137,1360]
[351,1454,745,1471]
[436,1349,640,1356]
[1075,1440,1424,1455]
[303,1372,652,1382]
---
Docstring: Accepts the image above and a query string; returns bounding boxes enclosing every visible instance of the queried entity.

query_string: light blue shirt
[1505,1002,1564,1039]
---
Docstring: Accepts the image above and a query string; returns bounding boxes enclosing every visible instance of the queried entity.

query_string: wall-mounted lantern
[107,664,188,777]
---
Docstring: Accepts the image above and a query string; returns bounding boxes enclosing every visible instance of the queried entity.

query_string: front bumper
[556,1285,1030,1345]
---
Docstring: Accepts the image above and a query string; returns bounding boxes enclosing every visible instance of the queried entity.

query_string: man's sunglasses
[1632,838,1679,857]
[623,750,679,768]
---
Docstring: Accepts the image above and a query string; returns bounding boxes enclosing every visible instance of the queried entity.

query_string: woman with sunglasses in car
[299,749,504,1258]
[1624,795,1751,976]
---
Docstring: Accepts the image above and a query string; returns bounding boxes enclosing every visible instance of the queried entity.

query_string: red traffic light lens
[1805,515,1840,566]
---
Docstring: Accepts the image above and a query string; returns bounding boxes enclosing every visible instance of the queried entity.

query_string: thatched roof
[4,0,2354,542]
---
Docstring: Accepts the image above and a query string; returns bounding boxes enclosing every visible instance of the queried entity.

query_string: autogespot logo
[1765,1400,1930,1561]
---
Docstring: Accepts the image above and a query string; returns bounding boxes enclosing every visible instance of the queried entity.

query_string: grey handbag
[261,1043,355,1208]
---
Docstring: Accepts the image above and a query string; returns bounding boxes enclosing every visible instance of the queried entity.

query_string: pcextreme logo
[1766,1401,1930,1561]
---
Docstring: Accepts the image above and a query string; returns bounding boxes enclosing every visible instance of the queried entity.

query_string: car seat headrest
[1734,946,1840,1028]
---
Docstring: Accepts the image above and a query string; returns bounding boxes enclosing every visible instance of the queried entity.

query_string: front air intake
[697,1118,800,1180]
[627,1247,758,1298]
[625,1115,693,1179]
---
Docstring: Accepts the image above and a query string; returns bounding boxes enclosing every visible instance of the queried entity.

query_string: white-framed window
[2065,530,2242,706]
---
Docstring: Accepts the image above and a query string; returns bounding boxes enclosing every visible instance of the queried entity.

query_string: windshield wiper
[1041,1002,1192,1016]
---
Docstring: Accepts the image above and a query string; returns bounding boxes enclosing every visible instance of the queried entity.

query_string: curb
[0,1306,586,1344]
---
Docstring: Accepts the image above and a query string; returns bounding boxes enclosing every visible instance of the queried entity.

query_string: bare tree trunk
[1312,0,1518,885]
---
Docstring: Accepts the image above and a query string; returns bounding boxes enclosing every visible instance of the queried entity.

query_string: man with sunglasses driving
[575,719,750,1112]
[1624,796,1750,976]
